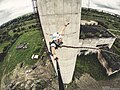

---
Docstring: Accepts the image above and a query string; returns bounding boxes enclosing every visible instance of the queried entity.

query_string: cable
[88,0,90,9]
[62,45,99,49]
[62,45,120,57]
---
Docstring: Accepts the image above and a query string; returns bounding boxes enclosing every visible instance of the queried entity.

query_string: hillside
[0,8,120,90]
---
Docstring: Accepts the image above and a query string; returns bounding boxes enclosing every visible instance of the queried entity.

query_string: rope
[62,45,120,57]
[62,45,99,50]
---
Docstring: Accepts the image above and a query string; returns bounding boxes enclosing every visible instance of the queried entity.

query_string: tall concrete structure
[37,0,82,84]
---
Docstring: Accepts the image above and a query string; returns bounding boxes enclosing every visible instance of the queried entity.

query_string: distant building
[79,25,116,51]
[31,54,39,60]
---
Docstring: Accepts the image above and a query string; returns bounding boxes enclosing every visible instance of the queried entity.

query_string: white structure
[37,0,82,84]
[79,37,116,49]
[79,27,116,51]
[31,54,39,60]
[81,20,98,25]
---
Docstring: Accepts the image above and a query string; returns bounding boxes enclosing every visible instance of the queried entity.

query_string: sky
[0,0,33,25]
[0,0,120,25]
[82,0,120,15]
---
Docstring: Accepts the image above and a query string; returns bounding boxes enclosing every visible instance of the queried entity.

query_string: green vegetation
[81,8,120,30]
[75,54,107,80]
[0,13,45,85]
[0,13,37,55]
[2,30,42,74]
[80,25,114,39]
[0,42,10,52]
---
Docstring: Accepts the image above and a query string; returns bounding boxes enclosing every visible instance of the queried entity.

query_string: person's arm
[51,44,58,59]
[59,22,70,35]
[51,46,58,60]
[50,42,58,60]
[51,46,56,56]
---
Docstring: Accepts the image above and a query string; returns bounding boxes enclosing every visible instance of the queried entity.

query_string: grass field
[0,42,11,53]
[0,29,44,81]
[75,53,108,81]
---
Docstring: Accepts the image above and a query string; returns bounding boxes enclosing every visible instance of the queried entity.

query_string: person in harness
[50,22,70,60]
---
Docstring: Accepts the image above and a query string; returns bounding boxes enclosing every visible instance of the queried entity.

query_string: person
[50,22,70,60]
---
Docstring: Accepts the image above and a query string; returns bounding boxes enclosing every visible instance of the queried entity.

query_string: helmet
[52,32,61,40]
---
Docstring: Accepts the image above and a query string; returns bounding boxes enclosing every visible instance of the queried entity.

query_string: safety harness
[50,40,63,49]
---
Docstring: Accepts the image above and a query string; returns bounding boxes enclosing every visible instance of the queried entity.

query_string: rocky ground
[1,57,59,90]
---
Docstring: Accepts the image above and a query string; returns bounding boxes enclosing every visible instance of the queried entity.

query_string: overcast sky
[82,0,120,15]
[0,0,33,25]
[0,0,120,25]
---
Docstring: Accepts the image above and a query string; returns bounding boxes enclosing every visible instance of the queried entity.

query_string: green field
[0,29,44,79]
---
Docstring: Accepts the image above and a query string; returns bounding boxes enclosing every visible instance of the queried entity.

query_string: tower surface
[37,0,81,84]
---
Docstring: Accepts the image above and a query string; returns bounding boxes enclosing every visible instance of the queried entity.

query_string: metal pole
[56,59,65,90]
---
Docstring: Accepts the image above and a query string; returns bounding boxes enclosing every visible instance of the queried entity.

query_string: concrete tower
[37,0,82,84]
